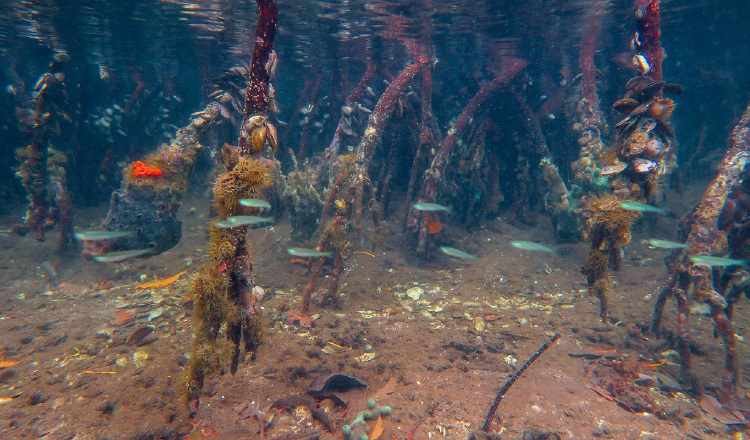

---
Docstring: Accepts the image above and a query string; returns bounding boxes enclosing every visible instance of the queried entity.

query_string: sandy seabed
[0,183,747,440]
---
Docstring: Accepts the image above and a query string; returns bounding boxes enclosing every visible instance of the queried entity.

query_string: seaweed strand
[479,333,561,433]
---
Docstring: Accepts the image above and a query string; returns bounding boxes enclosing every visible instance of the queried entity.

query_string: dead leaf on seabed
[369,414,384,440]
[700,394,747,426]
[373,376,398,401]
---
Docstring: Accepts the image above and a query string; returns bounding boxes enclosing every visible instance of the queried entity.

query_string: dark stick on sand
[480,333,561,433]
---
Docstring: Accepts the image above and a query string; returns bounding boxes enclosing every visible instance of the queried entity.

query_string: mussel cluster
[189,67,249,129]
[211,67,248,113]
[602,76,683,199]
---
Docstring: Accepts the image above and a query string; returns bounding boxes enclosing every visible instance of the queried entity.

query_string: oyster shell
[644,138,667,159]
[622,140,645,157]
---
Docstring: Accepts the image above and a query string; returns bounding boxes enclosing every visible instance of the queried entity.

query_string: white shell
[632,54,651,75]
[632,158,657,173]
[600,162,627,176]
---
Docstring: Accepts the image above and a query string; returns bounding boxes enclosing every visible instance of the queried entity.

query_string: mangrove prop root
[325,252,344,309]
[296,74,322,162]
[634,0,663,81]
[185,0,277,417]
[324,59,375,162]
[411,59,528,231]
[571,8,607,190]
[404,66,440,227]
[94,99,228,258]
[320,171,346,224]
[301,256,323,315]
[580,0,672,323]
[580,197,640,323]
[355,172,364,237]
[355,50,430,171]
[12,52,74,249]
[95,61,253,258]
[579,9,605,132]
[336,46,429,239]
[651,100,750,397]
[301,213,344,314]
[284,76,312,155]
[512,92,569,214]
[238,0,277,155]
[479,333,561,433]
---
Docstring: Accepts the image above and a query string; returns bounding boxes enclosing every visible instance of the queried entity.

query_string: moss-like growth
[581,195,640,248]
[579,195,641,322]
[213,156,272,218]
[122,140,201,195]
[185,155,272,413]
[192,264,235,327]
[182,337,237,404]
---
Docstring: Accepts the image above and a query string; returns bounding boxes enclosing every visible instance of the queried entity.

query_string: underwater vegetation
[5,0,750,433]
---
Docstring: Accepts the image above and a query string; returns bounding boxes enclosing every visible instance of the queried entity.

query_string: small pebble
[28,392,47,406]
[406,287,424,301]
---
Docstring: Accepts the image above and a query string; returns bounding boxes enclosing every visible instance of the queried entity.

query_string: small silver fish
[413,203,451,212]
[510,241,556,253]
[618,201,665,214]
[74,229,134,241]
[93,249,152,262]
[215,216,274,228]
[689,255,747,267]
[440,246,477,261]
[645,239,689,250]
[287,247,333,258]
[40,261,58,279]
[239,198,272,209]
